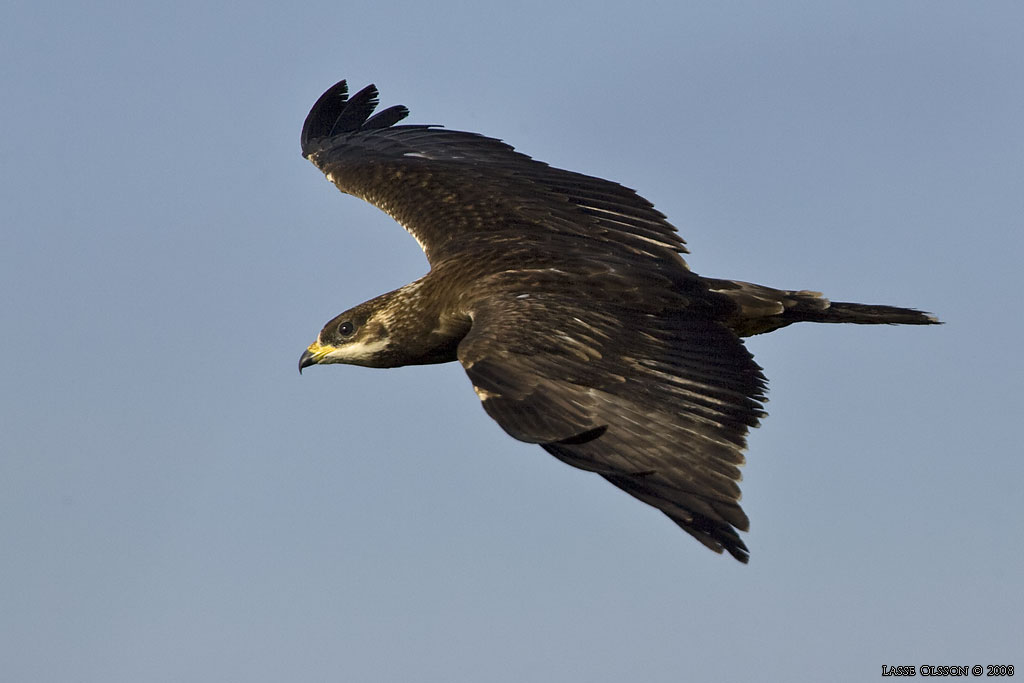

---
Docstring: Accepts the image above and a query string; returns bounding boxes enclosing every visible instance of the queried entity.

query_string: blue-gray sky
[2,2,1021,681]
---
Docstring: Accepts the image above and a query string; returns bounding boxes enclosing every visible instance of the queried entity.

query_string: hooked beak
[298,342,334,374]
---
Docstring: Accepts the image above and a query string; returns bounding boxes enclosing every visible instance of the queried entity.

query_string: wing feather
[457,284,766,562]
[301,80,688,268]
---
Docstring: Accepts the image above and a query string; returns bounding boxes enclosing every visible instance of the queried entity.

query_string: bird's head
[299,298,396,371]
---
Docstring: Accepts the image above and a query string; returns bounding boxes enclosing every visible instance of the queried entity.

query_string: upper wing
[456,279,767,562]
[301,80,689,269]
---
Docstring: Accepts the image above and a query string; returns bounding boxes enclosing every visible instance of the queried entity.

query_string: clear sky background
[2,2,1021,681]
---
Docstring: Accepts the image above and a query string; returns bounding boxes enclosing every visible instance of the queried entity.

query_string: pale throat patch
[320,337,391,364]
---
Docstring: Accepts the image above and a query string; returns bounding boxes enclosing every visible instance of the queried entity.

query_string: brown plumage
[297,79,940,562]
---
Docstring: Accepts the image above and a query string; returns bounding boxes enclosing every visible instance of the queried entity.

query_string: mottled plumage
[297,80,939,562]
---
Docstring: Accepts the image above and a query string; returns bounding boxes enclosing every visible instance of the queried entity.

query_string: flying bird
[297,79,939,562]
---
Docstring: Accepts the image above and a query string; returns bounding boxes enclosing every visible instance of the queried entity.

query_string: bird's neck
[374,273,472,367]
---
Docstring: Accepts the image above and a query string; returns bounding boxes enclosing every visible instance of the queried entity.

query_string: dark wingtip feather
[728,545,751,564]
[328,84,380,136]
[301,80,412,158]
[363,104,410,130]
[301,79,348,156]
[666,508,750,563]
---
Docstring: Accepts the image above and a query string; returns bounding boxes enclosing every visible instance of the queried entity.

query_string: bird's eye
[337,320,356,337]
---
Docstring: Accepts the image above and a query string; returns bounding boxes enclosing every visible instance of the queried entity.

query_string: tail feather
[806,301,940,326]
[706,278,941,337]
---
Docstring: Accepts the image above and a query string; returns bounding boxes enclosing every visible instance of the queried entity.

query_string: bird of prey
[297,79,939,562]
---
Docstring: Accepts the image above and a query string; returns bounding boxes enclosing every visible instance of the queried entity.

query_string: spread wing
[304,80,767,560]
[301,80,689,269]
[457,278,767,562]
